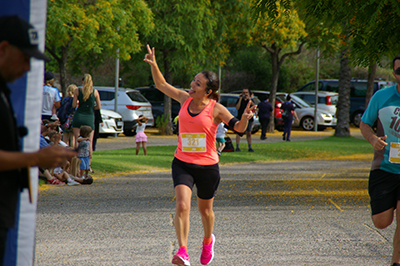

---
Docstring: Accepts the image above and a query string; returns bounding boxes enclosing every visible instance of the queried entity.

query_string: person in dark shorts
[360,54,400,266]
[144,45,254,266]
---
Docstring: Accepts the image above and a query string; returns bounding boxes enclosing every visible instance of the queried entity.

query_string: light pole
[314,47,319,132]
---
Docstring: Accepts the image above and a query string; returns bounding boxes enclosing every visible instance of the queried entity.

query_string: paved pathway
[35,128,393,266]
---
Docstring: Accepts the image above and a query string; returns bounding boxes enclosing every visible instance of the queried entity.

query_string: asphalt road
[35,128,395,266]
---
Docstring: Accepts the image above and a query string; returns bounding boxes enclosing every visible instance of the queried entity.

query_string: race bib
[389,142,400,164]
[181,133,206,152]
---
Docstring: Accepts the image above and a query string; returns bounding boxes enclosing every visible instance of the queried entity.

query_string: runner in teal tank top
[360,55,400,266]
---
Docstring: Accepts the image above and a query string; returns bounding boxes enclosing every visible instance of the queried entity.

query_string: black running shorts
[369,169,400,215]
[172,157,220,200]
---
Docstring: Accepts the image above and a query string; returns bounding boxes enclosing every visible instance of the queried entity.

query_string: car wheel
[352,111,363,127]
[300,116,314,131]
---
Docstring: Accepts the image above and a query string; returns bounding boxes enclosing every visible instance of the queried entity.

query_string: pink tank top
[175,98,219,165]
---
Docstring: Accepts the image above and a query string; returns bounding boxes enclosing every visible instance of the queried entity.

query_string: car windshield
[126,91,148,103]
[291,95,311,108]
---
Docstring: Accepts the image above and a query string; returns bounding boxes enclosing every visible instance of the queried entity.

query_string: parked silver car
[96,87,154,136]
[290,95,337,131]
[291,91,338,115]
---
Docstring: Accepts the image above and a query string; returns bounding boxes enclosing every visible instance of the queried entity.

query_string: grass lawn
[90,136,373,178]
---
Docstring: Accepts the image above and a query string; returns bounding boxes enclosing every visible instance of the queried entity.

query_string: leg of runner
[172,185,192,265]
[392,201,400,264]
[198,197,215,238]
[198,197,215,265]
[174,185,192,246]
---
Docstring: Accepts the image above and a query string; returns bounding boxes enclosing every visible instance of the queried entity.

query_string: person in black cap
[0,15,76,265]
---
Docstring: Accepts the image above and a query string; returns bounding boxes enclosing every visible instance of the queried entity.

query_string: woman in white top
[135,115,149,155]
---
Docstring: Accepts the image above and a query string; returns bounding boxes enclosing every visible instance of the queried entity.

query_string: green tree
[250,0,307,132]
[141,0,216,134]
[255,0,400,135]
[46,0,153,96]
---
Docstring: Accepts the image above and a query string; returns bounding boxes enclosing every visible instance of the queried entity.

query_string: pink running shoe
[172,247,190,266]
[200,234,215,265]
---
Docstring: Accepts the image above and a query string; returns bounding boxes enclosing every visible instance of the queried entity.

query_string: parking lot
[35,128,394,265]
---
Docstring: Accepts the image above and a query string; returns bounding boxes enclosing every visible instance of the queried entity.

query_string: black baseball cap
[0,15,50,61]
[45,71,55,81]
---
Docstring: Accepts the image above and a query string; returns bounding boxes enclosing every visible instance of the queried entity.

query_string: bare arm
[360,121,387,151]
[72,88,79,108]
[54,101,61,109]
[143,45,189,104]
[0,146,77,171]
[293,110,299,121]
[94,89,101,110]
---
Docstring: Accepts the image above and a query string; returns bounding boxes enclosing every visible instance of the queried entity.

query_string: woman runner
[144,45,254,266]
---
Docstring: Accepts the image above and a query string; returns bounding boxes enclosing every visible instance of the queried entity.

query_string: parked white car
[290,95,337,131]
[96,87,154,136]
[99,109,123,137]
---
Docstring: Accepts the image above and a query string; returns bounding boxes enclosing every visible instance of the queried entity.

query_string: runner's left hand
[242,101,255,120]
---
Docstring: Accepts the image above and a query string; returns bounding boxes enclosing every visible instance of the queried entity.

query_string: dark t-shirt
[257,100,273,119]
[235,98,254,122]
[0,75,28,228]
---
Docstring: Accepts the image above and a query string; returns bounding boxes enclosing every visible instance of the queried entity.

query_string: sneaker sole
[172,255,190,266]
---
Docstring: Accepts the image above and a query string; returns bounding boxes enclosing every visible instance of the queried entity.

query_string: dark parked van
[297,79,395,127]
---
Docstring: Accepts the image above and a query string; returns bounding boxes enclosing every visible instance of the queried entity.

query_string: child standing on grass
[135,115,149,155]
[216,122,227,156]
[77,125,92,178]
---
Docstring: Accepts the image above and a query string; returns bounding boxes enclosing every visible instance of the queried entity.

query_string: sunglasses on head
[395,68,400,75]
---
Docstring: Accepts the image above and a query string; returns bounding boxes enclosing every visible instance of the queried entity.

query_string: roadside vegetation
[90,136,372,178]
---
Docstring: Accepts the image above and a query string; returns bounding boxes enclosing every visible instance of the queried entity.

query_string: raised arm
[143,45,189,104]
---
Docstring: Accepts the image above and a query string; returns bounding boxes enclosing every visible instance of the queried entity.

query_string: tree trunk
[262,42,304,133]
[365,62,377,108]
[162,49,173,135]
[334,49,351,137]
[267,48,279,133]
[59,46,69,98]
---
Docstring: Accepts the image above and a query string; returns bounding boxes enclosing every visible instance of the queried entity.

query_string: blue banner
[0,0,47,265]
